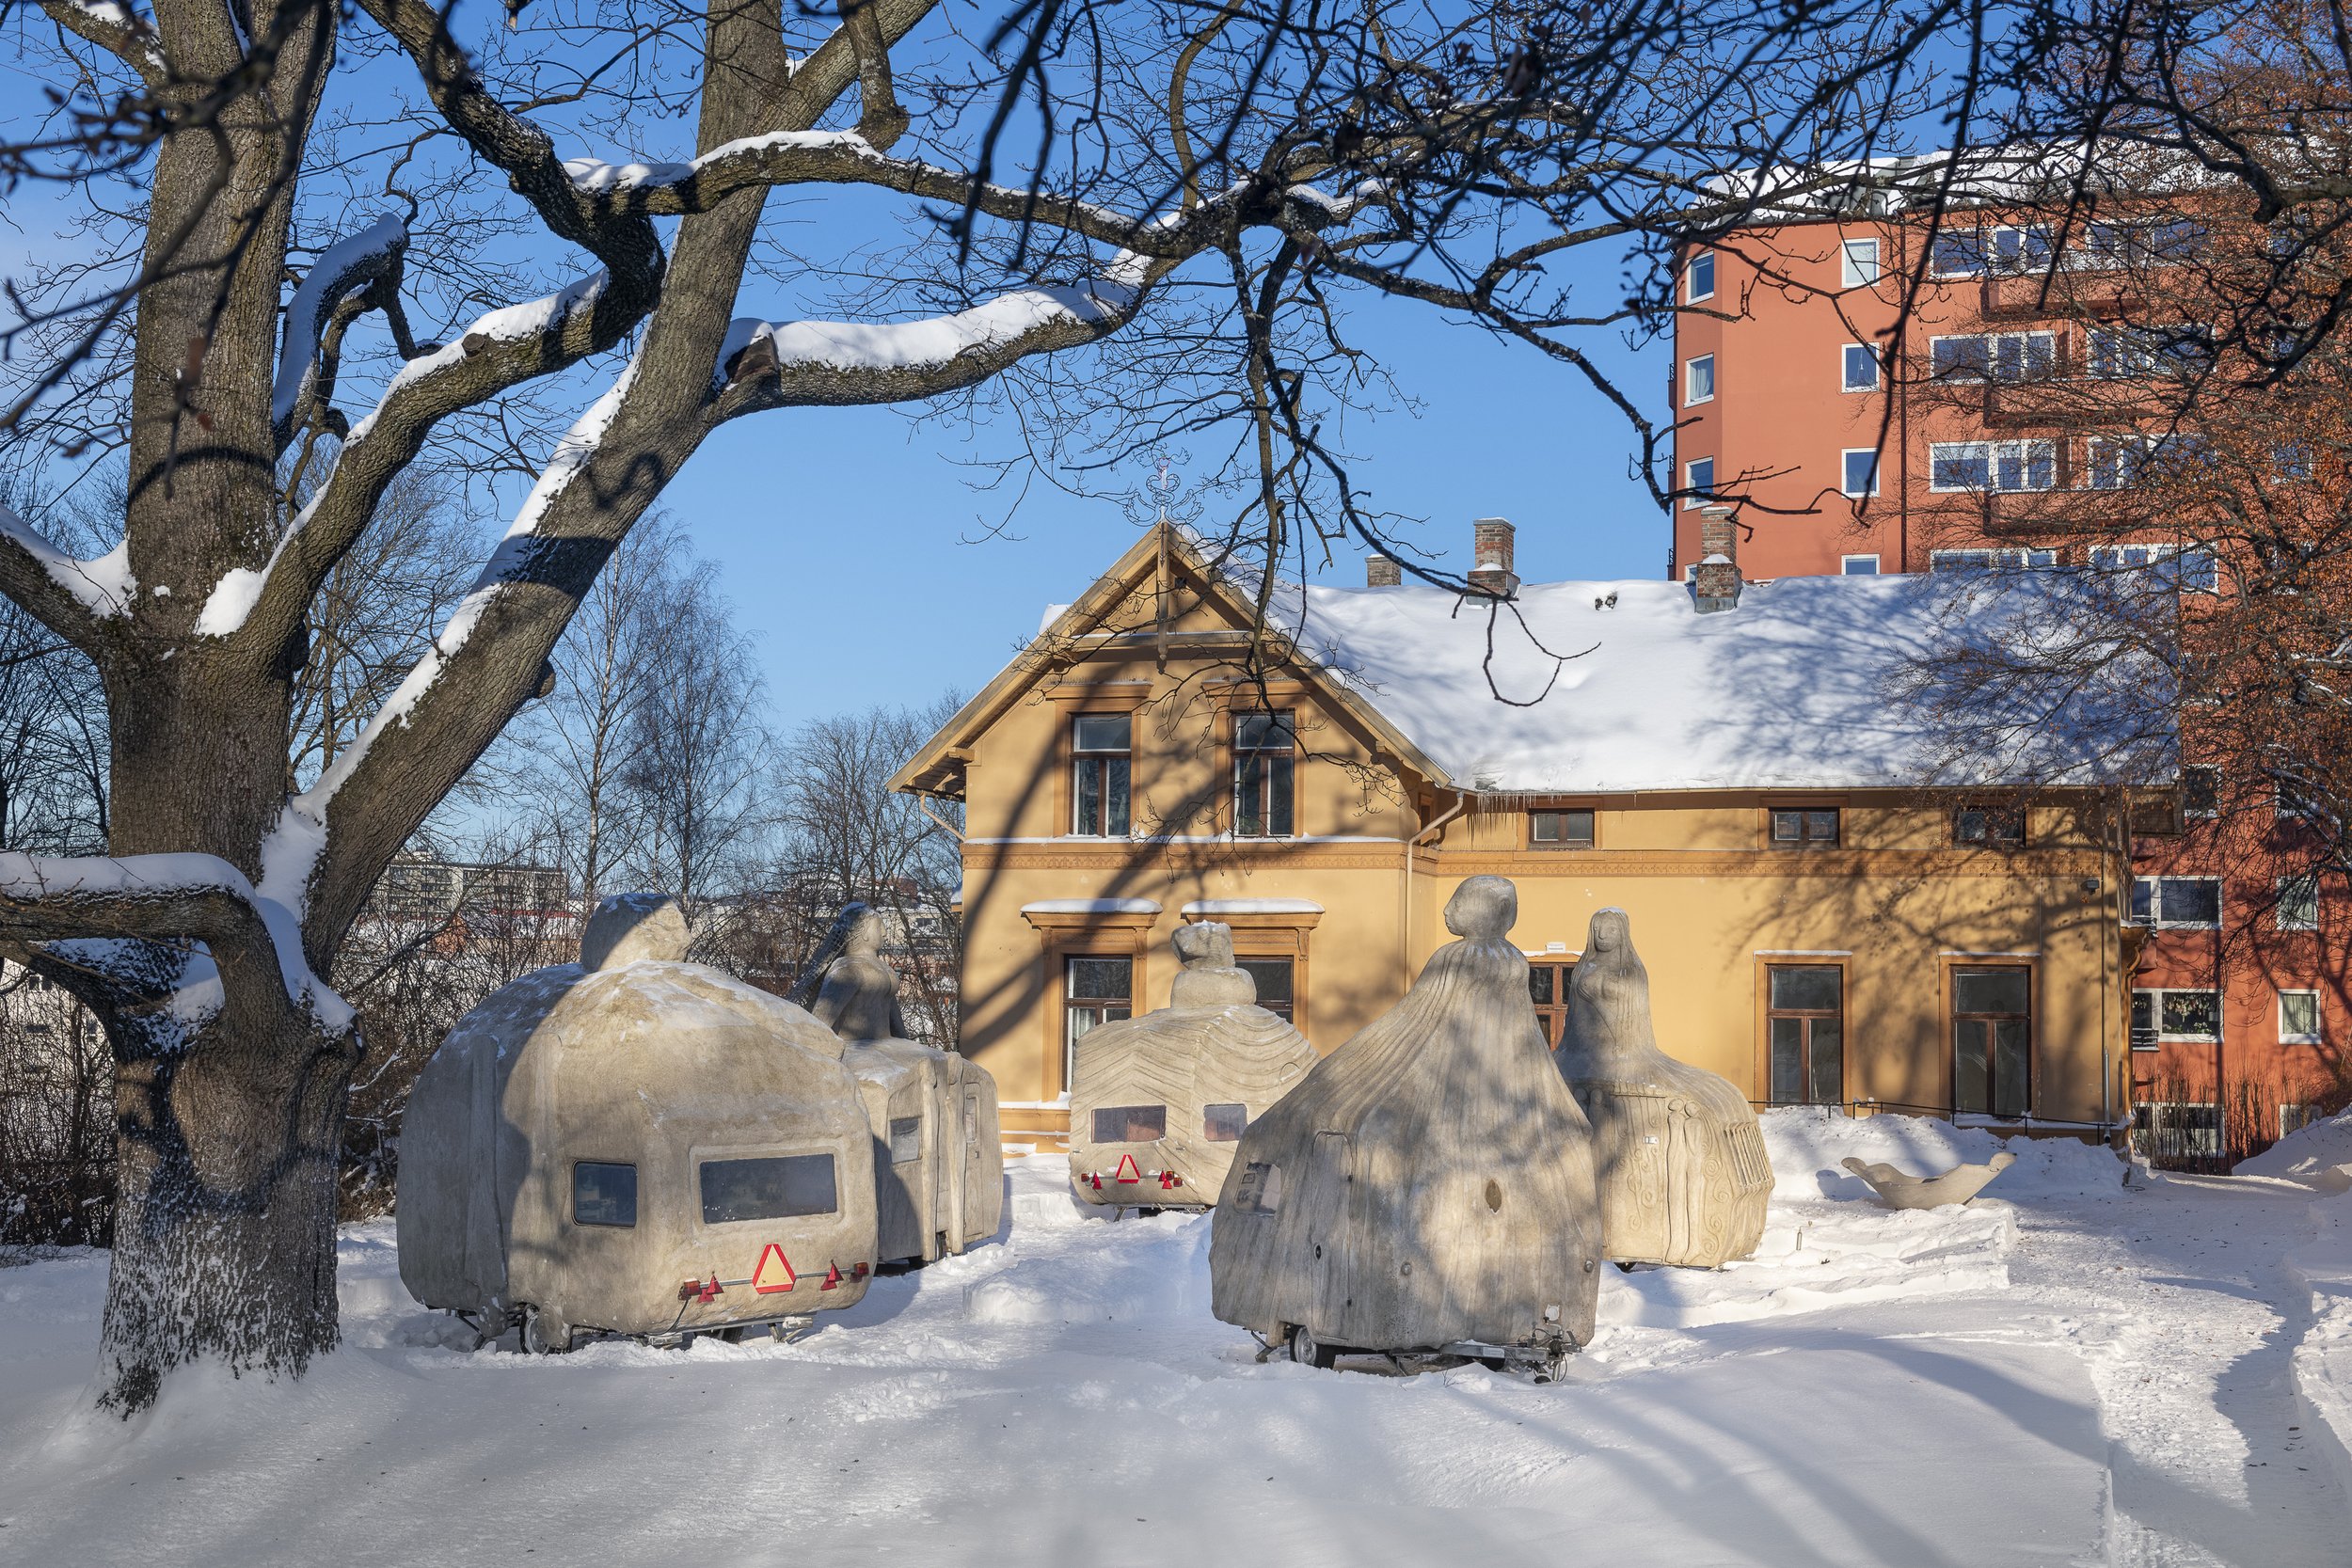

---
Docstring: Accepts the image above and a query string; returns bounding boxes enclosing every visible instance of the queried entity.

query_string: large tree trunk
[99,990,356,1412]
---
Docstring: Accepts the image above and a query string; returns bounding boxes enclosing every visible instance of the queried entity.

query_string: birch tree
[0,0,2009,1410]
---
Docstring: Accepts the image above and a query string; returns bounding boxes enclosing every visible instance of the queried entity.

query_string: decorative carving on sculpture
[1552,908,1773,1268]
[810,902,1004,1263]
[396,894,876,1352]
[1210,877,1603,1374]
[1842,1151,2016,1209]
[1067,921,1317,1210]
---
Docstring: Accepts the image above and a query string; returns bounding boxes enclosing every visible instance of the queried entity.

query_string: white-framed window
[2131,988,2221,1046]
[1929,547,2059,571]
[2087,217,2208,268]
[2088,324,2214,380]
[2129,875,2221,927]
[1684,354,1715,406]
[2280,989,2323,1045]
[1929,441,2057,492]
[1840,554,1882,575]
[1930,331,2057,383]
[1841,449,1880,498]
[1840,237,1882,288]
[2277,875,2319,931]
[1930,229,1989,277]
[2135,1101,2221,1160]
[2088,542,2218,593]
[1683,455,1715,509]
[1841,342,1880,391]
[2281,1103,2320,1138]
[1687,250,1716,302]
[1990,223,2056,276]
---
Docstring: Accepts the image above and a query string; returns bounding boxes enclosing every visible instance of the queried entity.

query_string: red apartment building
[1672,201,2350,1159]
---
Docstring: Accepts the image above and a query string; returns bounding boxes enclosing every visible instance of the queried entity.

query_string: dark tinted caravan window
[572,1161,637,1227]
[1092,1104,1168,1143]
[1202,1103,1248,1142]
[699,1154,837,1224]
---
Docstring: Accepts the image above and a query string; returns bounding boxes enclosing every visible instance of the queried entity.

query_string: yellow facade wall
[909,538,2129,1150]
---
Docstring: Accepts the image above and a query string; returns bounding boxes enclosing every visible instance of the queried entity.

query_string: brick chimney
[1468,517,1519,597]
[1365,555,1402,587]
[1692,505,1742,613]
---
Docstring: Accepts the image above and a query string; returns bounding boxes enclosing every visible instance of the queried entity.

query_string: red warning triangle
[1114,1153,1142,1183]
[752,1243,797,1294]
[820,1263,842,1291]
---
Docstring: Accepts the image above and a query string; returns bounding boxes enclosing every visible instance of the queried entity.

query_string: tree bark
[97,990,355,1412]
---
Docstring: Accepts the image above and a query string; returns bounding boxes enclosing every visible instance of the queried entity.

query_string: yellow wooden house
[891,519,2149,1152]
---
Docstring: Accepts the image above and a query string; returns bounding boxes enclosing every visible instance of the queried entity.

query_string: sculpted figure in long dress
[1067,920,1317,1209]
[1552,908,1773,1268]
[810,904,1003,1262]
[1210,877,1603,1371]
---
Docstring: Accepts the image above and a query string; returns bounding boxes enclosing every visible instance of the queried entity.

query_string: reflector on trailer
[1114,1154,1143,1184]
[821,1263,842,1291]
[752,1243,797,1294]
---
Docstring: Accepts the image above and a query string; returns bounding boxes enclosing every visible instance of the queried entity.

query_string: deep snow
[1,1113,2344,1567]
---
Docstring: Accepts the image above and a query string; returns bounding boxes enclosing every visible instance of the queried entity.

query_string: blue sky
[0,11,1675,741]
[665,253,1672,734]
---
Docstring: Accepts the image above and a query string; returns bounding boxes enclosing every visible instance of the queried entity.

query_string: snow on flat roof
[1021,898,1162,914]
[1283,572,2163,794]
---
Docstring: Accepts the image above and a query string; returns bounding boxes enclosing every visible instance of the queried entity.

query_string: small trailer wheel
[1289,1323,1338,1370]
[522,1307,573,1355]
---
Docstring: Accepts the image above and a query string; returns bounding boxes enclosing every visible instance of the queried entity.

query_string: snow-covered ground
[2,1111,2345,1566]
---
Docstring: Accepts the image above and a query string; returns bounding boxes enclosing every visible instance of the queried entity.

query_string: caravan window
[572,1162,638,1227]
[699,1154,838,1224]
[1203,1103,1248,1142]
[1092,1104,1168,1143]
[889,1117,922,1163]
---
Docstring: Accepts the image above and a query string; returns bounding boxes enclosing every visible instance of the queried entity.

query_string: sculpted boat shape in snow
[1842,1150,2018,1210]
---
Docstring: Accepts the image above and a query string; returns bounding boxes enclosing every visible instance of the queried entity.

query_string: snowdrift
[2237,1109,2352,1193]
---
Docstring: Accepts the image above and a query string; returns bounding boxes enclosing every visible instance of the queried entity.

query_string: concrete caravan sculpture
[396,895,878,1352]
[1209,877,1603,1374]
[1553,908,1773,1269]
[1067,921,1318,1210]
[809,904,1003,1264]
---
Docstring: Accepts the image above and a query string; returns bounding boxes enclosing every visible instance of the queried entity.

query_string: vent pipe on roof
[1469,517,1518,597]
[1365,555,1403,587]
[1693,505,1742,613]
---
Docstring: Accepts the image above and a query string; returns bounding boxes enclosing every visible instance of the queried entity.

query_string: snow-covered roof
[1282,573,2165,795]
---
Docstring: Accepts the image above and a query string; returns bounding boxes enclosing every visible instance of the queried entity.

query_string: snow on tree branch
[0,498,134,641]
[0,850,352,1033]
[202,270,619,650]
[270,214,409,451]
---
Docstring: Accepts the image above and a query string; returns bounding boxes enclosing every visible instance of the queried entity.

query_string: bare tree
[0,0,2020,1409]
[771,695,964,1042]
[506,512,684,912]
[621,559,771,911]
